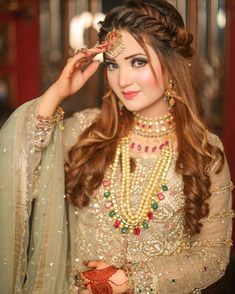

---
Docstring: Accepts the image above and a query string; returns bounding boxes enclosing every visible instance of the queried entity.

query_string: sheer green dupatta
[0,99,68,293]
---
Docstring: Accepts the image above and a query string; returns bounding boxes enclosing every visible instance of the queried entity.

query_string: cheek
[107,72,117,90]
[140,70,156,87]
[138,67,164,89]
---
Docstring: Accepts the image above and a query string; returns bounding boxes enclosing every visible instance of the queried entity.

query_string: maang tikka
[105,28,125,58]
[163,79,176,107]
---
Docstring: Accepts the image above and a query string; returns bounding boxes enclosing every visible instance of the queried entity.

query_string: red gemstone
[131,142,135,149]
[105,201,113,208]
[152,146,157,152]
[145,146,149,153]
[133,227,141,235]
[157,192,165,200]
[114,220,121,228]
[147,212,154,220]
[137,144,142,151]
[165,141,169,146]
[103,179,110,187]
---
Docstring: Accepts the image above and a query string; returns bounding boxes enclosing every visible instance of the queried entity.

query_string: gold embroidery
[211,181,234,195]
[191,238,233,248]
[207,132,223,150]
[200,209,234,223]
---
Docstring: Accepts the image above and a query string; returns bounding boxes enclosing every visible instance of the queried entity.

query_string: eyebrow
[104,53,147,61]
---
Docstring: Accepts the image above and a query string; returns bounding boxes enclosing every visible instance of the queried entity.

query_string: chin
[123,102,147,113]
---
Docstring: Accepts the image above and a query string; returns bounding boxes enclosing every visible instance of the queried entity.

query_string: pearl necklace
[102,137,174,235]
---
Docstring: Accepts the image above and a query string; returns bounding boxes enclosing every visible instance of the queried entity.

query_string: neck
[129,108,176,156]
[134,99,170,118]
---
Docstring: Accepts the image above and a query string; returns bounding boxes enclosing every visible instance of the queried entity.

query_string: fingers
[72,42,109,61]
[86,260,100,268]
[66,46,106,79]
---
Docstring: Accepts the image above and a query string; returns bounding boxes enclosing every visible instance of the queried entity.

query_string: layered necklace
[130,110,176,154]
[102,111,175,235]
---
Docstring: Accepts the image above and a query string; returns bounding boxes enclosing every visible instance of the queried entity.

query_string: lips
[122,90,141,100]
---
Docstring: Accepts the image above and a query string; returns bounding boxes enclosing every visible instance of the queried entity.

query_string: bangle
[121,263,134,293]
[73,270,87,291]
[36,106,64,125]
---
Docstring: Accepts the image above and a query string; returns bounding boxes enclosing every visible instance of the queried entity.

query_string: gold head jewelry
[105,29,125,58]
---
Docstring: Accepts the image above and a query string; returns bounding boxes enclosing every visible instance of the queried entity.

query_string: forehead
[105,29,157,61]
[120,30,144,50]
[104,30,144,59]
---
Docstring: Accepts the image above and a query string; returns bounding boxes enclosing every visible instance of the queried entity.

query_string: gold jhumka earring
[163,79,176,107]
[118,100,124,116]
[105,28,125,58]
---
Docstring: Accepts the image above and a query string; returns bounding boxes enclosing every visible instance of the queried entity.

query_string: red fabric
[223,1,235,250]
[0,0,39,108]
[15,0,40,106]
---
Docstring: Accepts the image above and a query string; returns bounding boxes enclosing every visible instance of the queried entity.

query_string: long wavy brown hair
[65,0,224,235]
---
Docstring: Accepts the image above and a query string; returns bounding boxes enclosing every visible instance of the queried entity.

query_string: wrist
[38,86,63,118]
[121,264,134,293]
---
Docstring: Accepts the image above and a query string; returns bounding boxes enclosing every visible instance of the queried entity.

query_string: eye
[131,57,148,68]
[104,62,118,71]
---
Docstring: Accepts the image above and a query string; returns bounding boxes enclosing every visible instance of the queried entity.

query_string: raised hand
[38,43,110,118]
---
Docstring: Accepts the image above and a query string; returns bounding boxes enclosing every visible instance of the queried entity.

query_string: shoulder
[206,130,224,151]
[62,108,100,156]
[63,108,100,134]
[71,108,100,130]
[205,131,231,185]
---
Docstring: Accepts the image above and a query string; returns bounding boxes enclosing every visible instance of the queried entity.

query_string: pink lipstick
[122,90,141,100]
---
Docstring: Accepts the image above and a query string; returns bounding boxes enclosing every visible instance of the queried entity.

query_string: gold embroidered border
[191,238,233,248]
[211,181,234,195]
[200,209,234,223]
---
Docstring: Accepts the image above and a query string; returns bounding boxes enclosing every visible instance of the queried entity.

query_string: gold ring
[74,47,88,56]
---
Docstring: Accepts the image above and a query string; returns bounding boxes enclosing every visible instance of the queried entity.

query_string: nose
[118,67,133,89]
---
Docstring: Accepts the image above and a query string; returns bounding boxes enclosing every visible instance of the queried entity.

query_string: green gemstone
[152,203,158,210]
[142,222,149,229]
[104,191,111,198]
[121,227,128,234]
[162,185,168,191]
[109,210,116,218]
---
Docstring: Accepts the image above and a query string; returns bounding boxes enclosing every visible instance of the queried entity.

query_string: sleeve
[0,98,68,293]
[128,139,234,294]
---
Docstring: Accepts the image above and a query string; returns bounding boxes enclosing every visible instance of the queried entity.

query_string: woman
[0,0,233,293]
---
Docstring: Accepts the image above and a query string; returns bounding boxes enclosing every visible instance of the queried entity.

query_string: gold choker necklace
[132,110,176,138]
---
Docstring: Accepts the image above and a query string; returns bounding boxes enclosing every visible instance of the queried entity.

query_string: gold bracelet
[121,263,134,293]
[74,271,87,291]
[36,106,64,125]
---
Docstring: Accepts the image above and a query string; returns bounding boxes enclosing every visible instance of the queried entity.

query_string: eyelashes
[131,57,148,67]
[104,57,148,71]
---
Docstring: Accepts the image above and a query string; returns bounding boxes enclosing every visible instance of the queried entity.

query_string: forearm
[37,84,63,118]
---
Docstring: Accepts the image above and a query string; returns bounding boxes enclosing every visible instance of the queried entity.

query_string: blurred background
[0,0,234,292]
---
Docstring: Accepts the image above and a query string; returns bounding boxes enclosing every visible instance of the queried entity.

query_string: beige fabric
[0,98,233,294]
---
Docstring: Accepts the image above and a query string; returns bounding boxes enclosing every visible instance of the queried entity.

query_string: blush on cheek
[139,68,163,88]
